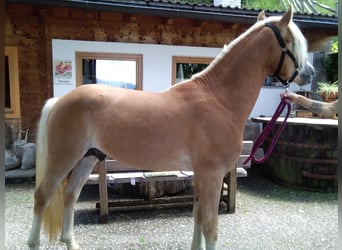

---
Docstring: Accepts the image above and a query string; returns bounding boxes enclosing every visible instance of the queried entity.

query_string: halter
[265,22,299,87]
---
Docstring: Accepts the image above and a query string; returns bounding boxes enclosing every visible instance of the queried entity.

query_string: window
[172,56,213,85]
[76,52,142,90]
[5,46,21,118]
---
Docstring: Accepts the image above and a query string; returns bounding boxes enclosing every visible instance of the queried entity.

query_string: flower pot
[320,92,338,102]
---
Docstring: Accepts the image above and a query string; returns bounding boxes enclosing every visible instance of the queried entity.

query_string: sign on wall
[54,59,73,85]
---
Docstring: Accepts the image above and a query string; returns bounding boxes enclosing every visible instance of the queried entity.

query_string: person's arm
[281,92,337,117]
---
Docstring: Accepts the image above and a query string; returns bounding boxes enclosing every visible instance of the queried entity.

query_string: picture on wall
[54,59,73,85]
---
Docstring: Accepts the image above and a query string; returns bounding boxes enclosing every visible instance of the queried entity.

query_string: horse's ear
[257,11,266,21]
[279,5,293,29]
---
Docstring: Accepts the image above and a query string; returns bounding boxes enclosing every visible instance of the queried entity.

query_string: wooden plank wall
[5,3,336,138]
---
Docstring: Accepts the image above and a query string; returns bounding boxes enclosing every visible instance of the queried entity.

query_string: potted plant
[316,81,338,102]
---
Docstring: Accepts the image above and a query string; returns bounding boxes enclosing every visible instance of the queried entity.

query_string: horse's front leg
[192,181,205,250]
[61,156,98,250]
[193,171,224,250]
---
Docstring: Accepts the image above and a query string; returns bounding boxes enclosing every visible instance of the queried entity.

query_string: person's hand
[280,92,299,103]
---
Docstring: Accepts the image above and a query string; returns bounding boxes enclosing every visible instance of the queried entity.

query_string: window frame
[75,52,143,90]
[5,46,21,119]
[172,56,213,85]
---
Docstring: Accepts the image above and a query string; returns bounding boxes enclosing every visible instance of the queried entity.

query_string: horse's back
[47,84,190,169]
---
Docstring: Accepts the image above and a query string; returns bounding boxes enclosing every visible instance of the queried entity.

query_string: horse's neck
[197,26,275,126]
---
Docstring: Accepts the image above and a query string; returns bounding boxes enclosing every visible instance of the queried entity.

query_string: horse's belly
[160,153,193,171]
[106,147,193,172]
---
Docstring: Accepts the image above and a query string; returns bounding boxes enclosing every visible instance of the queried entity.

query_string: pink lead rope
[243,96,292,164]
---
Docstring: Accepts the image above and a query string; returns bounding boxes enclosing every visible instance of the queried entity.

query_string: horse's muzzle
[296,60,315,85]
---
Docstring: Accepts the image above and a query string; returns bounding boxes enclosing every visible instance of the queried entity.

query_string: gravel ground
[5,166,338,250]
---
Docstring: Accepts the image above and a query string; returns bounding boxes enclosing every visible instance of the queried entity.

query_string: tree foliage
[184,0,336,14]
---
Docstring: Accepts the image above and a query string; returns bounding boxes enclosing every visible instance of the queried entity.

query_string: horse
[28,6,314,250]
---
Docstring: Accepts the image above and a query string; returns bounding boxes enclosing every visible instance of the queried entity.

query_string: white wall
[52,39,220,95]
[251,84,311,117]
[52,39,311,118]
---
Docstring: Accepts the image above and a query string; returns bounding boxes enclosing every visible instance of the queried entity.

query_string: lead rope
[243,96,292,164]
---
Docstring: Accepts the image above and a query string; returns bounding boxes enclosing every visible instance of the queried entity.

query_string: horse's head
[258,6,315,86]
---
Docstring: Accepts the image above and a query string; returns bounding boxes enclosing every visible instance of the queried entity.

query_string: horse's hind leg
[61,156,98,250]
[28,174,66,249]
[27,202,44,250]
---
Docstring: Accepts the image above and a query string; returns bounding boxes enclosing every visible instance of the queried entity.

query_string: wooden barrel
[262,122,337,192]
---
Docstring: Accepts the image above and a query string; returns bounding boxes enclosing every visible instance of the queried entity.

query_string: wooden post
[98,160,109,223]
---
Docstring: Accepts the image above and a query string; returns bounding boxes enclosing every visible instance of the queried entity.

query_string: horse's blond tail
[35,97,66,241]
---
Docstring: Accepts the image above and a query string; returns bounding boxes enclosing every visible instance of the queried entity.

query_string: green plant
[316,81,338,101]
[331,38,338,53]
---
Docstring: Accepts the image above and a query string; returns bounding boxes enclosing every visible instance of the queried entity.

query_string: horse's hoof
[27,242,39,250]
[68,245,80,250]
[67,241,80,250]
[61,237,80,250]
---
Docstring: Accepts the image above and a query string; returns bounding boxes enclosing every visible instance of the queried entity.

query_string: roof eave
[6,0,338,30]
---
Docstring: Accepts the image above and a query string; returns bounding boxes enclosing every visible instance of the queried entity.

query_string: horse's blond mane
[209,15,308,71]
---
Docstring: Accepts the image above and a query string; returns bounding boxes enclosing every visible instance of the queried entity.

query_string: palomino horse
[28,7,314,250]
